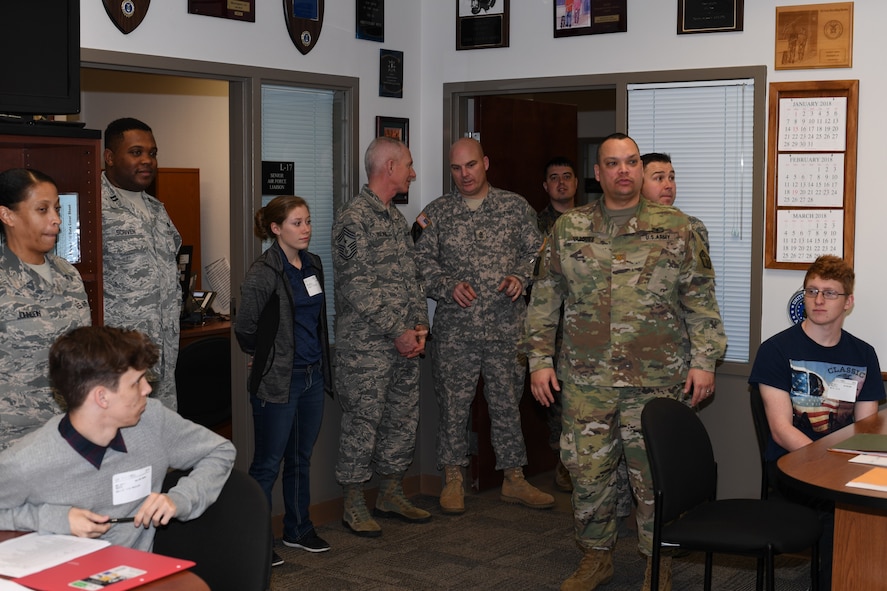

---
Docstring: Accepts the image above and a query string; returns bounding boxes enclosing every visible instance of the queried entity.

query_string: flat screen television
[0,0,81,117]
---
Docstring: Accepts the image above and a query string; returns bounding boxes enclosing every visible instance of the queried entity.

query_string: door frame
[443,65,766,377]
[80,49,360,471]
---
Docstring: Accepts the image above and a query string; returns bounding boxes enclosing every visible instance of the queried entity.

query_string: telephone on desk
[181,290,216,325]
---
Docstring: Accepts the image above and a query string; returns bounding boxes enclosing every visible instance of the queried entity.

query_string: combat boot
[560,549,614,591]
[501,467,555,509]
[642,556,672,591]
[554,459,573,493]
[374,474,431,523]
[341,484,381,537]
[439,465,465,514]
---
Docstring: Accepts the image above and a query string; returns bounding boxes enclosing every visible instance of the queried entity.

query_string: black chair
[155,468,272,591]
[174,336,232,429]
[749,385,775,500]
[641,397,822,591]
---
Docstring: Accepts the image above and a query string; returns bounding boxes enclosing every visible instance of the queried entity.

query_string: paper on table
[0,579,30,590]
[846,467,887,493]
[0,533,109,578]
[849,454,887,467]
[204,257,231,315]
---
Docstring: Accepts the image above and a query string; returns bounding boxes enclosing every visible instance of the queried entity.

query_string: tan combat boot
[439,465,465,514]
[554,459,573,493]
[375,475,432,523]
[341,484,381,537]
[642,556,672,591]
[560,549,614,591]
[501,467,555,509]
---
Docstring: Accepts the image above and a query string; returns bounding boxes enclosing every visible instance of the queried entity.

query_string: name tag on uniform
[304,275,322,296]
[827,378,858,402]
[112,466,152,505]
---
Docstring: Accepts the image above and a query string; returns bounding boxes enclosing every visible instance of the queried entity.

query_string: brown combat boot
[375,475,431,523]
[501,467,555,509]
[554,459,573,493]
[560,549,614,591]
[341,484,382,537]
[642,556,672,591]
[440,465,465,514]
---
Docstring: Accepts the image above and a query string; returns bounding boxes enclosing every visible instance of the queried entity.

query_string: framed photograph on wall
[775,2,853,70]
[457,0,509,50]
[375,116,409,146]
[375,116,410,203]
[554,0,627,38]
[677,0,743,34]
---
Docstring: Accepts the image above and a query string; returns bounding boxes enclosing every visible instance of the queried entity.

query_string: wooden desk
[0,532,210,591]
[778,410,887,591]
[179,317,231,350]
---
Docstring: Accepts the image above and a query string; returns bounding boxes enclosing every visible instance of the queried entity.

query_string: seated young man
[749,254,884,588]
[0,326,236,552]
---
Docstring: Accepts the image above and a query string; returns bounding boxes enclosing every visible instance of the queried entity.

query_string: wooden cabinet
[150,168,202,287]
[0,126,104,326]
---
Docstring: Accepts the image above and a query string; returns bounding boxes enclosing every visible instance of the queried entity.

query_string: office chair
[174,336,232,429]
[749,385,776,500]
[641,397,822,591]
[155,468,272,591]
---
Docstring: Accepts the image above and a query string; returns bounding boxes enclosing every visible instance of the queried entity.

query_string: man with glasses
[749,254,884,590]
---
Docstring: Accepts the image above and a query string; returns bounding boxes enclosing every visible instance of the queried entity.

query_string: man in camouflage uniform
[333,137,431,537]
[414,137,553,514]
[641,152,710,249]
[526,133,726,591]
[102,118,182,410]
[537,156,578,494]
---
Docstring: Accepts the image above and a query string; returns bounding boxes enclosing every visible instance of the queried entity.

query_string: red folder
[15,545,194,591]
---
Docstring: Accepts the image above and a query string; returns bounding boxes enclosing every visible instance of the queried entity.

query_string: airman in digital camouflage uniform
[333,137,431,537]
[414,137,553,515]
[527,134,726,591]
[102,118,181,410]
[0,168,92,450]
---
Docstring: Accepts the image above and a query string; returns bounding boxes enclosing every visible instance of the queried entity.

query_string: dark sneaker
[271,550,284,567]
[283,530,331,553]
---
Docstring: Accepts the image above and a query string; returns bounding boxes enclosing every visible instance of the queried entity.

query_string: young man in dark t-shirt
[749,254,884,589]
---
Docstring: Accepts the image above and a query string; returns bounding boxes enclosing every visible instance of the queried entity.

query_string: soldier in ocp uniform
[332,137,431,537]
[0,168,91,450]
[526,134,726,591]
[101,118,181,410]
[414,138,553,515]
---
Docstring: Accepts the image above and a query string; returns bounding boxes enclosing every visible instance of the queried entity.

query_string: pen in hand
[108,517,135,523]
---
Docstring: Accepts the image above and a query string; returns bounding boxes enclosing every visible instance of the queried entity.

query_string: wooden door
[150,168,202,287]
[468,96,578,490]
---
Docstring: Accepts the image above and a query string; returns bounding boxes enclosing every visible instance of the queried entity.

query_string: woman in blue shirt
[235,196,333,564]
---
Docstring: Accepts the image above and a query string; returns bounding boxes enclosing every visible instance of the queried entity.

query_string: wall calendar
[765,80,859,269]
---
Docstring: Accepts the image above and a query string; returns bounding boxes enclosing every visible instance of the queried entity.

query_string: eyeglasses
[803,287,847,300]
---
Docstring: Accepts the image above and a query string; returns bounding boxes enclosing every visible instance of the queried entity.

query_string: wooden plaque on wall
[765,80,859,269]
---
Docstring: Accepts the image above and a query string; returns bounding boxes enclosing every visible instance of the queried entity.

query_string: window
[628,79,755,363]
[261,84,337,330]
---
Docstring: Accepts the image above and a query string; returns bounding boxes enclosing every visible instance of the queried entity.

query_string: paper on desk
[849,454,887,467]
[0,533,108,578]
[204,257,231,315]
[0,579,30,590]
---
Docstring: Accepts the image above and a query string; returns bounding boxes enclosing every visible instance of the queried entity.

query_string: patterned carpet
[270,492,814,590]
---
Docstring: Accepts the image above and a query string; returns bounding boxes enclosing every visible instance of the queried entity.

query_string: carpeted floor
[270,490,814,590]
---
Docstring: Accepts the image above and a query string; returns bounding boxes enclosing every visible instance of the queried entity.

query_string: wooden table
[778,409,887,591]
[0,532,210,591]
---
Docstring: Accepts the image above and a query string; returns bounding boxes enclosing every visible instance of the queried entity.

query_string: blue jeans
[249,363,324,540]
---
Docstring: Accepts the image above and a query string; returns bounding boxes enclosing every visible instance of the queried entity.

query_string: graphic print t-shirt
[749,322,884,460]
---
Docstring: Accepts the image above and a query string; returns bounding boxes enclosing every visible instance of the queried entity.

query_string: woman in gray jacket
[235,195,333,565]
